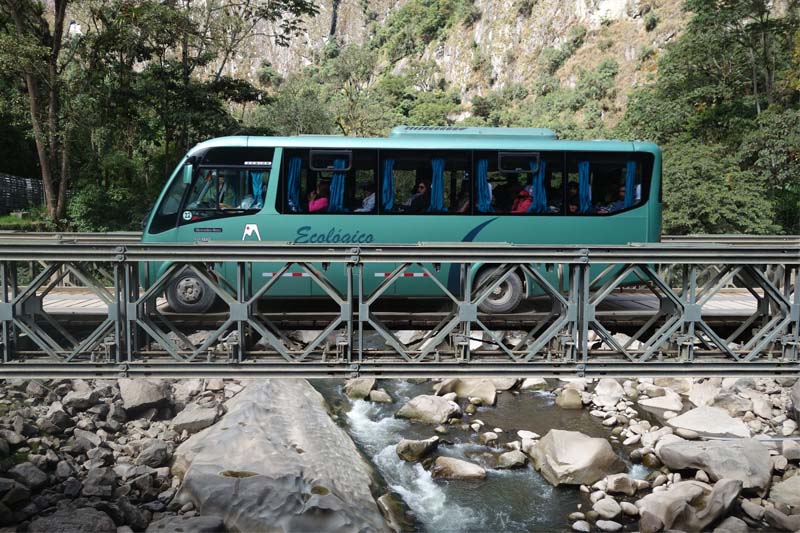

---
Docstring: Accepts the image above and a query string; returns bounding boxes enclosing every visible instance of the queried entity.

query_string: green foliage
[67,184,149,232]
[538,25,587,75]
[662,143,778,234]
[644,12,658,32]
[514,0,537,17]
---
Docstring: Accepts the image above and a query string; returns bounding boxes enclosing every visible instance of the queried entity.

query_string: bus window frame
[309,150,353,172]
[498,151,541,174]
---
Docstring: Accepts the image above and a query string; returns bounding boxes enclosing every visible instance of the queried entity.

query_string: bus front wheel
[166,273,216,314]
[475,269,523,314]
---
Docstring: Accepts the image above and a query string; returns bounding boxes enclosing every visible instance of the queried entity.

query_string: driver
[216,172,237,209]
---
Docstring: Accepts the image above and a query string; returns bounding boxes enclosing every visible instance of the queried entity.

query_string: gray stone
[555,388,583,409]
[657,438,771,495]
[520,378,548,391]
[137,440,170,468]
[530,430,625,486]
[595,520,622,531]
[605,473,637,496]
[766,508,800,531]
[29,507,115,533]
[172,379,386,532]
[431,456,486,480]
[343,378,375,400]
[769,474,800,508]
[635,479,742,533]
[436,379,497,405]
[395,436,439,462]
[368,389,392,403]
[667,406,750,438]
[171,404,219,434]
[638,389,683,412]
[593,497,621,519]
[571,520,591,532]
[82,467,117,497]
[119,379,170,412]
[791,379,800,423]
[396,395,462,424]
[740,499,764,520]
[8,462,48,490]
[593,379,625,407]
[496,450,527,469]
[713,516,749,533]
[145,515,224,533]
[62,389,98,411]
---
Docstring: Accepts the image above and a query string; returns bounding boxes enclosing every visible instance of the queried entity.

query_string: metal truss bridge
[0,232,798,378]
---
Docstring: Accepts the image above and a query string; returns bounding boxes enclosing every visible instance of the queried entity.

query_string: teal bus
[142,126,662,313]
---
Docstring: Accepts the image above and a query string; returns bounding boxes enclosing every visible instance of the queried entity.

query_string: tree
[0,0,74,220]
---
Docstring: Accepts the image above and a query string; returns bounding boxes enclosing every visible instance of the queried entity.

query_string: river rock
[431,457,486,480]
[689,381,721,407]
[657,438,771,495]
[769,474,800,507]
[593,497,622,519]
[572,520,591,532]
[82,467,117,497]
[368,389,392,403]
[594,379,625,407]
[172,379,386,532]
[490,378,518,390]
[530,430,625,486]
[396,395,462,424]
[765,508,800,531]
[713,516,749,533]
[596,520,622,531]
[636,479,741,533]
[497,450,527,469]
[605,473,637,496]
[344,378,375,400]
[520,378,548,391]
[395,436,439,462]
[791,380,800,423]
[29,507,116,533]
[62,389,98,411]
[8,462,48,490]
[119,379,170,412]
[436,379,497,405]
[638,390,683,412]
[138,439,170,468]
[654,377,693,395]
[667,406,750,438]
[145,514,225,533]
[556,388,583,409]
[171,404,219,434]
[710,392,752,417]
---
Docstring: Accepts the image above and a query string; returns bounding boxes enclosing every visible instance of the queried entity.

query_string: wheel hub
[176,277,203,304]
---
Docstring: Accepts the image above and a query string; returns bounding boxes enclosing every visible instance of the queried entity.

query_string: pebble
[596,519,623,531]
[620,502,638,516]
[571,520,591,532]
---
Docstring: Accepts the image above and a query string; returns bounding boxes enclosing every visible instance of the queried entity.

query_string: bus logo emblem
[243,224,261,241]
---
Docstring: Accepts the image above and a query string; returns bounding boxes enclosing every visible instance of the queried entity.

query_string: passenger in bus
[607,184,627,212]
[455,188,470,213]
[407,180,431,213]
[216,173,237,209]
[567,200,579,215]
[494,175,522,212]
[511,187,533,213]
[308,182,330,213]
[354,182,376,213]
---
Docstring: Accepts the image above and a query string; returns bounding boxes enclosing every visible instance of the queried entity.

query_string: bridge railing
[0,237,798,377]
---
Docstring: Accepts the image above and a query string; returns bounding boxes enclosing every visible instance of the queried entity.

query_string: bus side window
[474,151,563,215]
[380,150,469,215]
[565,153,647,216]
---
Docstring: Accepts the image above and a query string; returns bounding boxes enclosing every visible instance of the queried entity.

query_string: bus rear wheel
[166,272,216,313]
[475,269,523,314]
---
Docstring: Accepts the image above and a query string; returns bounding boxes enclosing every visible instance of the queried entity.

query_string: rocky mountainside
[226,0,688,124]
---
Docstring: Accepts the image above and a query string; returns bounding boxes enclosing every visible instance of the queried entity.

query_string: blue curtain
[328,158,347,213]
[250,171,264,208]
[287,156,302,212]
[428,158,446,212]
[624,160,636,208]
[382,159,395,211]
[578,160,591,214]
[527,160,547,213]
[476,159,493,213]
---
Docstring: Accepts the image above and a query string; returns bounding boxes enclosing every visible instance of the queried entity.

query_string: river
[314,379,651,532]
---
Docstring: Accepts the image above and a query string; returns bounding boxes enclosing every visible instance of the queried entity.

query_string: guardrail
[0,237,798,377]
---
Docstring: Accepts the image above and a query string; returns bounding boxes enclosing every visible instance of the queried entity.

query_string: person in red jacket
[511,187,533,213]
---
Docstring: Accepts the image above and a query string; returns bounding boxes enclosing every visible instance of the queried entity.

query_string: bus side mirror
[182,164,193,184]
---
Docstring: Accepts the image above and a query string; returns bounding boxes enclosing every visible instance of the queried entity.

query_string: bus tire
[166,272,216,313]
[475,269,524,314]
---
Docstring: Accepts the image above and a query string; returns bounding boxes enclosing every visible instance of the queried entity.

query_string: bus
[142,126,662,313]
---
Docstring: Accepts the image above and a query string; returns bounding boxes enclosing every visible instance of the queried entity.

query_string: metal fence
[0,174,43,215]
[0,236,798,378]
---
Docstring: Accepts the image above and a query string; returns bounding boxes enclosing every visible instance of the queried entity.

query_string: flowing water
[314,380,649,532]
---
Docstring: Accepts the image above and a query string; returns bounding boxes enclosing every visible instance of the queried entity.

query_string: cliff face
[228,0,687,118]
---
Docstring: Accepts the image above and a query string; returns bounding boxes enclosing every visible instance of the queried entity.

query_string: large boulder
[638,389,683,413]
[29,508,116,533]
[396,395,461,424]
[435,379,497,405]
[171,404,220,434]
[530,430,625,486]
[555,388,583,409]
[769,474,800,508]
[635,479,742,533]
[172,379,386,532]
[118,379,170,412]
[395,437,439,462]
[520,378,548,391]
[667,406,750,439]
[593,379,625,407]
[689,381,721,407]
[657,439,771,496]
[343,378,375,400]
[431,457,486,480]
